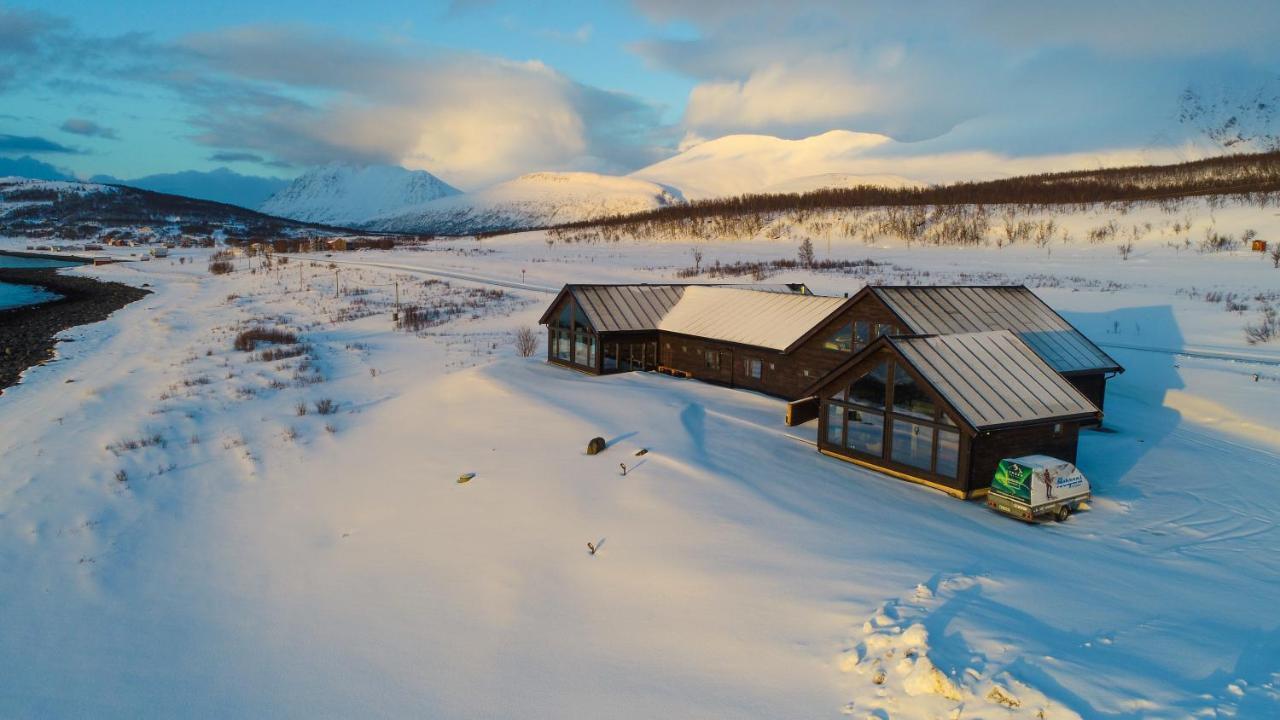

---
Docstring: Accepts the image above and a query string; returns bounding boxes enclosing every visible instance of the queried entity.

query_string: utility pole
[334,268,340,298]
[299,265,304,291]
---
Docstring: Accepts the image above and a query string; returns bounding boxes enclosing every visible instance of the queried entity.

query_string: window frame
[821,355,965,483]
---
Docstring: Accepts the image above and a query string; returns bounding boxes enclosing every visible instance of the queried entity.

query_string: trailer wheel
[1055,505,1070,522]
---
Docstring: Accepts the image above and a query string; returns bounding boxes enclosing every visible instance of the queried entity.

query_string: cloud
[60,117,118,139]
[0,134,79,154]
[632,0,1280,155]
[1,13,670,186]
[171,26,669,187]
[208,151,265,163]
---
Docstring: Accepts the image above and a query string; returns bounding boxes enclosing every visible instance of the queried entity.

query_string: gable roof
[657,286,849,351]
[890,331,1100,430]
[869,286,1122,375]
[538,283,834,344]
[802,330,1100,431]
[538,284,686,333]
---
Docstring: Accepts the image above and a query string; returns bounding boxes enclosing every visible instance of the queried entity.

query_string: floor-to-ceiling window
[550,297,598,370]
[823,357,962,480]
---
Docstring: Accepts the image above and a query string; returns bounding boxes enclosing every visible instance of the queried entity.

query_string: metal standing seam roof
[569,284,686,333]
[871,286,1122,374]
[889,330,1100,430]
[657,286,848,351]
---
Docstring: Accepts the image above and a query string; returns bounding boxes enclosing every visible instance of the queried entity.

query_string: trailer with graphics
[987,455,1091,522]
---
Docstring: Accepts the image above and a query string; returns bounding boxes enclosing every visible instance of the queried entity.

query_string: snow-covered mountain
[630,131,921,200]
[365,172,681,234]
[260,163,460,227]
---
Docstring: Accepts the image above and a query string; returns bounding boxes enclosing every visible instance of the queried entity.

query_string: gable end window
[823,322,854,352]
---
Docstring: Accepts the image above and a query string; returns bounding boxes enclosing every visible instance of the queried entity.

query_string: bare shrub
[1245,304,1279,344]
[114,469,128,483]
[256,345,306,362]
[1118,240,1135,261]
[107,433,165,455]
[514,327,539,357]
[295,401,308,416]
[208,260,234,275]
[1199,228,1239,253]
[1270,245,1280,268]
[313,398,338,415]
[234,327,298,352]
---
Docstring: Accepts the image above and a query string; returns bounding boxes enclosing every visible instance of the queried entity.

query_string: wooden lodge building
[538,282,1122,498]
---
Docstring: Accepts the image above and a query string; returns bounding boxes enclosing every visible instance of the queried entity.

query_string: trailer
[987,455,1091,522]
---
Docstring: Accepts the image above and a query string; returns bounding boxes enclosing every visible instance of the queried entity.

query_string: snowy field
[1,203,1279,719]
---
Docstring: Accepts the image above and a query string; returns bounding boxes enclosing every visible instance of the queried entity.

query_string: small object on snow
[634,448,648,456]
[619,463,627,476]
[587,541,598,556]
[586,437,607,455]
[457,472,475,484]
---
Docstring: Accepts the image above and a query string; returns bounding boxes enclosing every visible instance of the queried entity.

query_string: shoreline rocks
[0,268,150,392]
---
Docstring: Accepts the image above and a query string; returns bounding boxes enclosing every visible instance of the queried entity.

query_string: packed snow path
[307,254,559,294]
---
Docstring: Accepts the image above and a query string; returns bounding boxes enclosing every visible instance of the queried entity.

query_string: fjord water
[0,254,81,310]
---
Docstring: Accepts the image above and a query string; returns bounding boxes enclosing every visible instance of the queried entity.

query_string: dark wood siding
[659,335,740,386]
[1065,372,1106,411]
[967,421,1081,493]
[655,293,910,400]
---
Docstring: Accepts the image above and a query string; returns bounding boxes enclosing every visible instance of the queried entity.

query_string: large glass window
[826,403,843,445]
[555,303,572,329]
[849,361,888,408]
[936,429,960,478]
[747,358,763,379]
[876,323,896,338]
[845,408,884,456]
[554,330,571,361]
[892,366,936,420]
[573,303,590,330]
[705,349,720,369]
[854,320,871,348]
[824,322,853,352]
[891,419,933,470]
[603,343,618,370]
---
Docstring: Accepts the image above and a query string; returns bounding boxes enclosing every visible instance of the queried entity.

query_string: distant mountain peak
[259,163,460,226]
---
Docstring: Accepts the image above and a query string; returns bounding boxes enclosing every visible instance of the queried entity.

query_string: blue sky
[2,0,1278,190]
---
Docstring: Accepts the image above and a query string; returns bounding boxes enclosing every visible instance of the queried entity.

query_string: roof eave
[974,411,1103,433]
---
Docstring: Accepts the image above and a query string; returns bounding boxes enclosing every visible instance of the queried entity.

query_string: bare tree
[1270,244,1280,269]
[798,237,815,267]
[514,327,539,357]
[1118,240,1135,261]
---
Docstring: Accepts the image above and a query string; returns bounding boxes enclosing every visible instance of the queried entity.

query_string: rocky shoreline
[0,268,149,392]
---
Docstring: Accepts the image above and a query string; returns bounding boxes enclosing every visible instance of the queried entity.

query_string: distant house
[538,282,1121,499]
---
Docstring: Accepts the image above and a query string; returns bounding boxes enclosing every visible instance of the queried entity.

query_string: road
[304,255,559,294]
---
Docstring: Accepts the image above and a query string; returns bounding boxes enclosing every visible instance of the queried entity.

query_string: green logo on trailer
[992,459,1033,501]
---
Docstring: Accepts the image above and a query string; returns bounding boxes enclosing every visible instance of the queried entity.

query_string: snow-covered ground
[2,203,1279,718]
